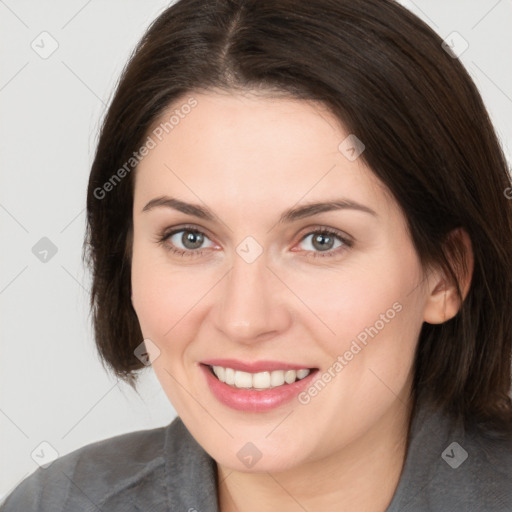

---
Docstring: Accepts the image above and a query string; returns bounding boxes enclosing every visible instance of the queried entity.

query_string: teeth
[253,371,271,389]
[225,367,235,386]
[214,366,226,382]
[296,369,310,379]
[211,366,311,390]
[284,370,296,384]
[234,370,252,389]
[270,370,285,387]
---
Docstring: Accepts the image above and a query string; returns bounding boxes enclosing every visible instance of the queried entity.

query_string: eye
[157,225,216,258]
[295,228,353,258]
[156,225,353,260]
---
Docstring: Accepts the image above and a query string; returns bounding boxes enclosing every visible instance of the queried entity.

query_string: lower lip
[200,364,317,412]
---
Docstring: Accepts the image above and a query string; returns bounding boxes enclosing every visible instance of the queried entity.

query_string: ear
[423,228,474,325]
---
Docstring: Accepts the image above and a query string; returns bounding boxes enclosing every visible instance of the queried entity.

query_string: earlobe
[423,278,459,324]
[423,228,474,325]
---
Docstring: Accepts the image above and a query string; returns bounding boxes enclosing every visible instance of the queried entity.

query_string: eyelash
[156,224,353,260]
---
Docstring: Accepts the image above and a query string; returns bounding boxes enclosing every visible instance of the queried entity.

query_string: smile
[209,365,311,390]
[200,360,319,412]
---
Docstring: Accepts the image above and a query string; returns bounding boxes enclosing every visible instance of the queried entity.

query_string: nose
[212,249,292,344]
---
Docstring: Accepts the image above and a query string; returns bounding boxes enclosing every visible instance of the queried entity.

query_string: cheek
[283,257,414,342]
[131,244,214,346]
[286,252,424,380]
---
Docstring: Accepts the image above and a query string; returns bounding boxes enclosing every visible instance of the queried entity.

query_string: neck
[217,397,414,512]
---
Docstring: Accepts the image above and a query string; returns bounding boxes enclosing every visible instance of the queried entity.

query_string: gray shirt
[2,401,512,511]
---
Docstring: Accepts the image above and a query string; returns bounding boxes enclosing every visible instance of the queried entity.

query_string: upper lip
[201,358,316,373]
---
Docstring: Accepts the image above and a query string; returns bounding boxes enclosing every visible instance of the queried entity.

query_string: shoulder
[0,417,187,512]
[388,402,512,512]
[459,426,512,508]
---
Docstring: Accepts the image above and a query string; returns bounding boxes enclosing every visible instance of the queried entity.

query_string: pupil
[183,231,203,249]
[313,233,333,251]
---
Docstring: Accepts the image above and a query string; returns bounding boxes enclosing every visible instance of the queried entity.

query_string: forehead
[134,91,393,218]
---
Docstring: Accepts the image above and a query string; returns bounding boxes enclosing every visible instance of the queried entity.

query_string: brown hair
[83,0,512,439]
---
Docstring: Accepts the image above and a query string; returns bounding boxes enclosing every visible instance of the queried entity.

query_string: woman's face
[131,90,432,472]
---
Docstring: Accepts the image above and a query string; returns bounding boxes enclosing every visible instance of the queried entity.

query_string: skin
[130,90,473,512]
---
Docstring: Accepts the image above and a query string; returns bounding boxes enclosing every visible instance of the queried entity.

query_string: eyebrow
[142,195,377,223]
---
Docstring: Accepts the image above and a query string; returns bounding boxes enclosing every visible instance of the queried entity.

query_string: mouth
[205,364,314,390]
[199,360,319,412]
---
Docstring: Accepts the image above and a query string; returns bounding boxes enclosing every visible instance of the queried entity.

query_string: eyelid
[291,226,353,259]
[160,223,216,242]
[159,224,219,252]
[295,224,354,244]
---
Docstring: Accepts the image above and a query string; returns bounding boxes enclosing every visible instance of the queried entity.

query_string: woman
[3,0,512,510]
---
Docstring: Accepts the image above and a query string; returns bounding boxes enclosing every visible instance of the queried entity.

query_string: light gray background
[1,0,511,500]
